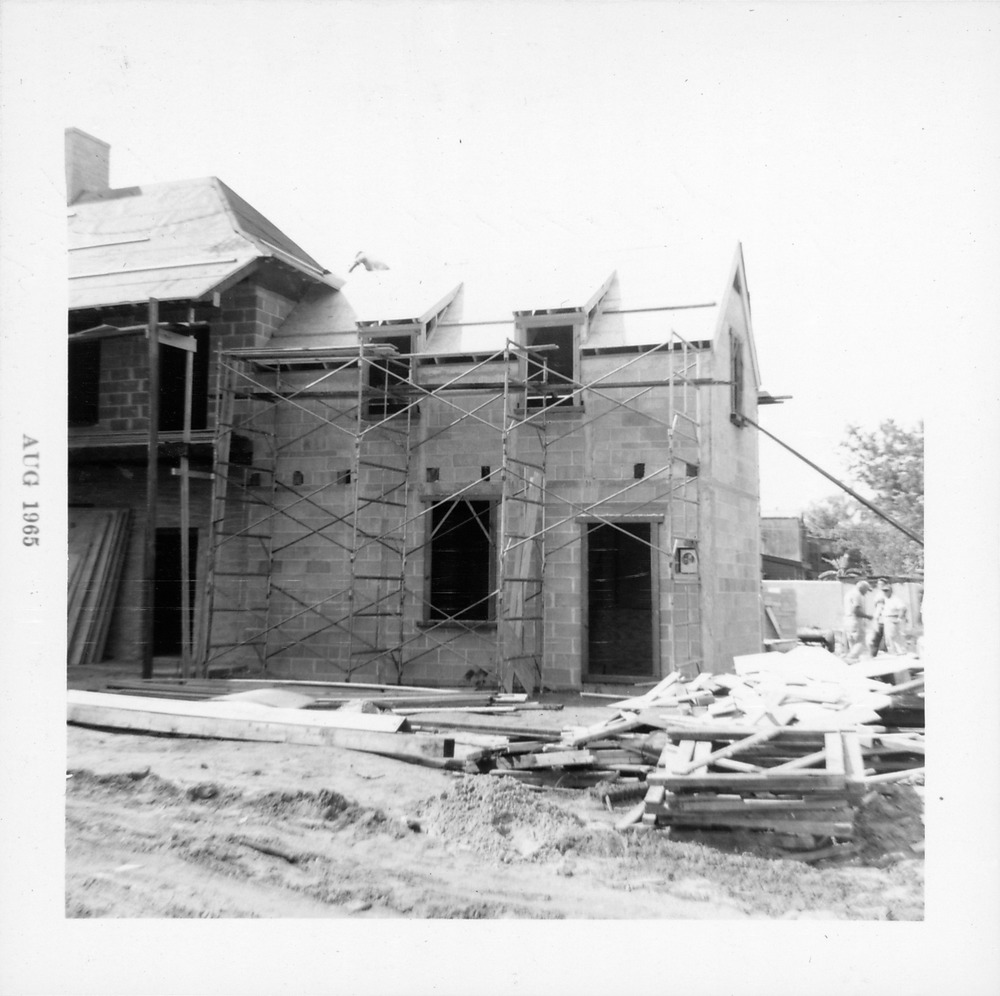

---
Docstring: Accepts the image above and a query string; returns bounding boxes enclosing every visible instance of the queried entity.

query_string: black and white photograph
[1,1,998,994]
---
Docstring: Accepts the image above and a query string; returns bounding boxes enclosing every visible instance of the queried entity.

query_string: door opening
[153,528,198,656]
[586,522,654,677]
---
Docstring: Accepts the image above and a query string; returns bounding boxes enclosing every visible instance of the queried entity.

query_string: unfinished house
[66,128,342,669]
[202,242,765,690]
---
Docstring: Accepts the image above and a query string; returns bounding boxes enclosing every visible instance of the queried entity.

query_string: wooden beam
[142,298,159,680]
[180,345,193,680]
[672,727,784,776]
[158,327,198,352]
[65,690,473,767]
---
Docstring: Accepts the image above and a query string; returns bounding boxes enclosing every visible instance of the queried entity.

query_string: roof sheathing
[68,177,338,311]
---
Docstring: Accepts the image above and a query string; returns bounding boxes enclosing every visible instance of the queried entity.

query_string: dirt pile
[855,784,925,858]
[415,776,587,862]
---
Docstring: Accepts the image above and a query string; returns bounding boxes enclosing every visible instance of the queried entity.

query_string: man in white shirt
[882,585,910,654]
[843,579,872,661]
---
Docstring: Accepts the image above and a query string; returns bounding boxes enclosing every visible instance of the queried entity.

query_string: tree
[804,420,923,578]
[842,419,924,538]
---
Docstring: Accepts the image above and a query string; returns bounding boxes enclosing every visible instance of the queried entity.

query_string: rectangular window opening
[367,334,413,419]
[428,499,495,622]
[68,340,101,426]
[729,329,746,428]
[526,325,577,409]
[159,325,210,432]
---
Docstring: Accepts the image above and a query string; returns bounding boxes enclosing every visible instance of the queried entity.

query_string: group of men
[843,578,911,661]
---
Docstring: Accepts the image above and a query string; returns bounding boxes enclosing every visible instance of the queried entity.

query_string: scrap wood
[672,727,784,776]
[614,801,648,830]
[663,796,852,815]
[661,815,854,836]
[886,676,925,696]
[777,842,863,863]
[768,749,828,773]
[404,717,561,740]
[713,758,765,773]
[390,705,518,716]
[514,749,596,769]
[875,733,925,755]
[865,767,925,784]
[608,672,681,711]
[565,713,652,747]
[649,772,849,792]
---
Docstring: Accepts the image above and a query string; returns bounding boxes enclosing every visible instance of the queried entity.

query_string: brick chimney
[65,127,110,204]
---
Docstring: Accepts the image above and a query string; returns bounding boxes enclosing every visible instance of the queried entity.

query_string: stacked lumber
[640,728,869,850]
[68,509,131,666]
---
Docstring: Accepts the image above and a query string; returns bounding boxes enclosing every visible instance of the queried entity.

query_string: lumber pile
[66,689,500,769]
[68,508,131,667]
[414,646,924,807]
[640,728,868,848]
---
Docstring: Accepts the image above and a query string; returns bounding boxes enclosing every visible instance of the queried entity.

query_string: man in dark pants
[868,581,889,657]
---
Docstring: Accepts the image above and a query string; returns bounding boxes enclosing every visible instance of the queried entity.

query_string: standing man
[868,581,889,657]
[843,579,872,661]
[882,585,911,654]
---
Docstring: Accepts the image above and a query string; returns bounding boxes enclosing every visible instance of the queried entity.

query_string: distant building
[761,516,832,580]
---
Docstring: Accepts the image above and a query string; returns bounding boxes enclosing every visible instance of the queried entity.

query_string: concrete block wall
[202,333,754,688]
[697,290,763,673]
[69,277,296,436]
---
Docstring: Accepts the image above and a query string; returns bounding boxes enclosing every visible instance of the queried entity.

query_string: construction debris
[69,644,923,854]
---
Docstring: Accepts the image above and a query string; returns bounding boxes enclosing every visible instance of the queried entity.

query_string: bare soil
[65,723,924,920]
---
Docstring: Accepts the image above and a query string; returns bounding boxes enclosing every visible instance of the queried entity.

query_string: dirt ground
[65,709,924,920]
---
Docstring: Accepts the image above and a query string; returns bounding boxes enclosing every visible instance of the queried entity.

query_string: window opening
[160,325,209,431]
[68,340,101,426]
[367,334,413,418]
[729,329,746,427]
[428,499,495,621]
[526,325,576,408]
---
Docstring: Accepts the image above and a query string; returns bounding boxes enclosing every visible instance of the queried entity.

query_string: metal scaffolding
[201,329,703,687]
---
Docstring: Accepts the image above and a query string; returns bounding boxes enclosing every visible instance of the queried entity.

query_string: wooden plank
[67,690,408,732]
[664,723,827,746]
[824,733,845,775]
[658,738,696,772]
[777,842,863,863]
[876,733,925,755]
[615,801,648,830]
[567,713,652,747]
[644,784,667,807]
[66,698,468,767]
[662,815,855,836]
[865,767,925,784]
[841,732,867,784]
[664,799,852,816]
[688,739,715,773]
[672,727,784,776]
[713,758,765,773]
[767,749,828,773]
[515,749,596,769]
[648,772,849,792]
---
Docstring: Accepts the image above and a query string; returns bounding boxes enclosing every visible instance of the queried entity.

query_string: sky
[1,2,1000,988]
[6,0,997,515]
